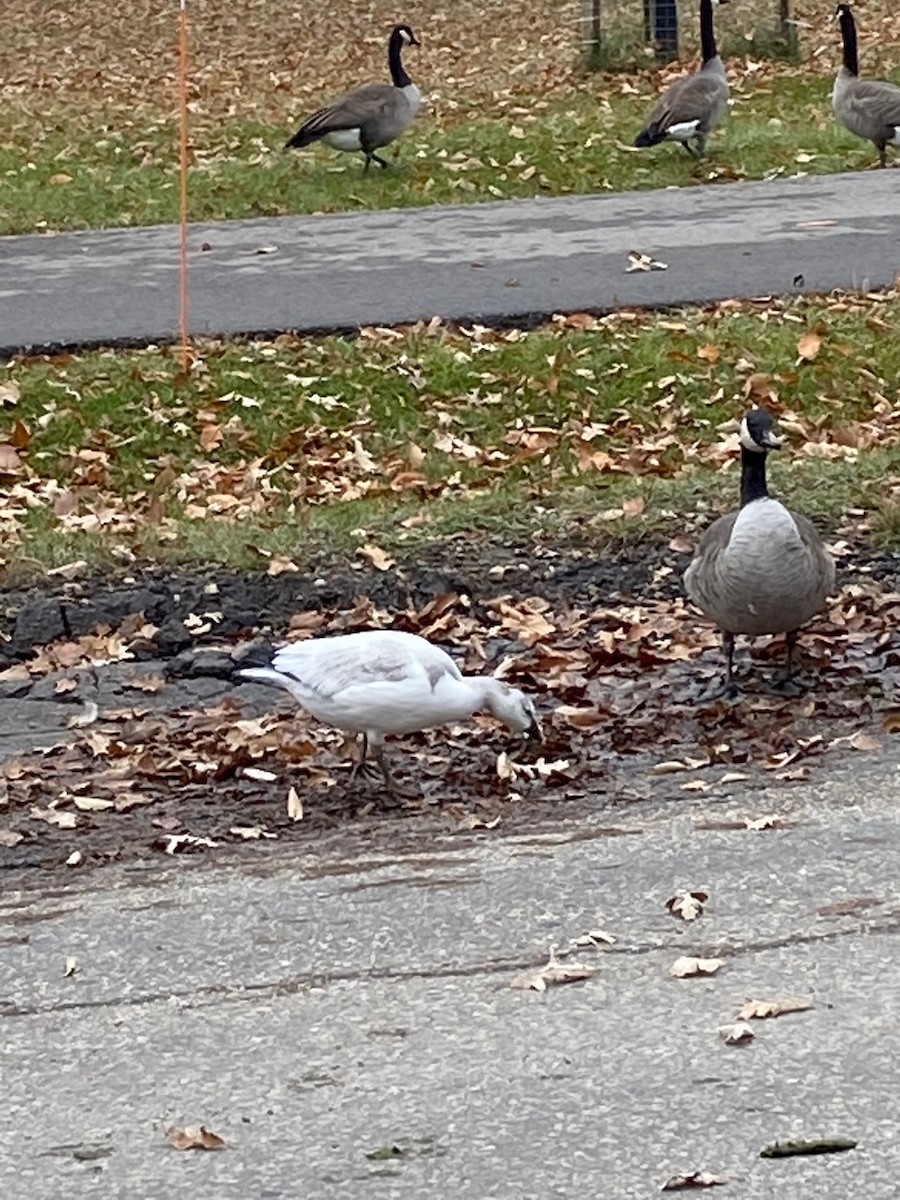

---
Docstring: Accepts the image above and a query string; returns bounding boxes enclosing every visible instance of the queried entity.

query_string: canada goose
[634,0,729,159]
[236,630,541,796]
[832,4,900,168]
[683,409,835,697]
[284,25,421,172]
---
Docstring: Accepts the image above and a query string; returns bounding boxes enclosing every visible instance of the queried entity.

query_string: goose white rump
[236,629,541,793]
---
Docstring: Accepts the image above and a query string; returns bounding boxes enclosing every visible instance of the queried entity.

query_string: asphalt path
[2,745,899,1198]
[2,170,899,354]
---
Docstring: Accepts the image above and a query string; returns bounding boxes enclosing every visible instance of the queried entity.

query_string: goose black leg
[721,630,740,699]
[364,151,390,172]
[771,629,805,696]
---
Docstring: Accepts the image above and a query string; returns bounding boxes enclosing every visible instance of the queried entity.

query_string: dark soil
[2,531,898,662]
[1,531,897,890]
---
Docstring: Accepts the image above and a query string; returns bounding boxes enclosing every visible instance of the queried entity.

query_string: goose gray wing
[683,511,737,606]
[640,66,728,139]
[836,78,900,139]
[286,83,398,147]
[790,512,836,596]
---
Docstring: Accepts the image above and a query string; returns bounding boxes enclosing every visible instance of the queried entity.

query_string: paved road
[2,742,899,1198]
[2,171,899,354]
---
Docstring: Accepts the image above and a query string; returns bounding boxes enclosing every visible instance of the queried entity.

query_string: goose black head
[740,408,783,453]
[833,3,852,20]
[393,24,421,47]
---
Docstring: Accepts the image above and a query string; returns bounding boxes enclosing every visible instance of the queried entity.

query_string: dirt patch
[1,533,898,890]
[3,531,898,662]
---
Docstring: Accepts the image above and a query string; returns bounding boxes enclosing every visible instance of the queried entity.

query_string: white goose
[236,629,542,794]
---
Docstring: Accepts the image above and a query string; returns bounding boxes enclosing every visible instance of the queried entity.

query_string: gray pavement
[3,743,900,1198]
[2,170,899,354]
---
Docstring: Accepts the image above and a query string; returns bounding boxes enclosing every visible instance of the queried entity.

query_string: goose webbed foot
[769,631,807,696]
[769,675,806,697]
[364,151,390,172]
[694,678,741,704]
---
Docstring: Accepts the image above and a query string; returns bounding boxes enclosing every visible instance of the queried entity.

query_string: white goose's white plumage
[236,629,541,793]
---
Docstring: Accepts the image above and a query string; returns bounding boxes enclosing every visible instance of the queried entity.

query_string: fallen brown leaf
[286,786,304,822]
[662,1171,729,1190]
[670,956,723,979]
[510,949,594,992]
[357,542,395,571]
[666,891,709,921]
[166,1125,226,1151]
[738,996,813,1021]
[797,330,822,361]
[717,1020,755,1045]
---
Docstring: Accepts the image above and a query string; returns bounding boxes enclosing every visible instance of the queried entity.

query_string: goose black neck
[740,446,770,507]
[838,7,858,75]
[700,0,718,64]
[388,33,412,88]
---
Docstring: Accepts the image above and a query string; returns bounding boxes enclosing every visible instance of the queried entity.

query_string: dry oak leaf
[286,786,304,822]
[0,829,24,847]
[456,813,502,831]
[718,1021,755,1045]
[662,1170,728,1190]
[29,806,77,829]
[229,825,277,841]
[848,730,882,753]
[510,949,595,992]
[738,996,813,1021]
[666,891,709,921]
[796,331,822,362]
[670,956,723,979]
[73,796,115,812]
[744,814,784,831]
[166,1125,226,1151]
[357,543,395,571]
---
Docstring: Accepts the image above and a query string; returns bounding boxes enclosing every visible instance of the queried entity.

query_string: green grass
[1,292,898,579]
[0,75,892,237]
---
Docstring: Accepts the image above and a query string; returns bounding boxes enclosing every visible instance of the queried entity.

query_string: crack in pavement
[4,915,899,1021]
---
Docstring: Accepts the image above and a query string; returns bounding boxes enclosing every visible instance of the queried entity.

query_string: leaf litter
[0,570,897,872]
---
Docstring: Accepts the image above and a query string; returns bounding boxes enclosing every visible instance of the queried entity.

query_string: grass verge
[1,290,898,582]
[2,75,898,236]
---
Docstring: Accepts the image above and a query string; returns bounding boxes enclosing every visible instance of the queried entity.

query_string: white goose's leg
[348,732,369,781]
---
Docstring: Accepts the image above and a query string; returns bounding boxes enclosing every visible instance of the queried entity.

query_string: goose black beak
[526,715,543,743]
[761,431,783,450]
